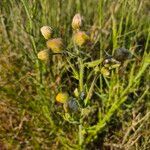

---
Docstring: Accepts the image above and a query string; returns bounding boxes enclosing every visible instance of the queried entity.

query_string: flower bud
[46,38,63,53]
[37,49,49,61]
[72,13,82,30]
[56,92,69,104]
[114,47,132,62]
[40,26,52,39]
[74,88,79,98]
[101,67,110,77]
[73,31,89,47]
[68,98,78,112]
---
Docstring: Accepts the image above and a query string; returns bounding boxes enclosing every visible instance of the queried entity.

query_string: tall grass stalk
[21,0,43,83]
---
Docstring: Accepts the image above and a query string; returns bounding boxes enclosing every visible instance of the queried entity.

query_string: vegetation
[0,0,149,149]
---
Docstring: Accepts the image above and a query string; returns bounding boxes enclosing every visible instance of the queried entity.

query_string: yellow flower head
[56,92,69,104]
[72,13,82,30]
[46,38,63,53]
[73,31,89,47]
[40,26,52,39]
[37,49,49,61]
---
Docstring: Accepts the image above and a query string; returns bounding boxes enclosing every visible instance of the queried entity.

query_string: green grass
[0,0,150,149]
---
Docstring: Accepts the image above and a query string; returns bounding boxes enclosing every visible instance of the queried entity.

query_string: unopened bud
[101,67,110,77]
[37,49,49,61]
[46,38,63,53]
[72,13,82,30]
[40,26,52,39]
[73,31,89,47]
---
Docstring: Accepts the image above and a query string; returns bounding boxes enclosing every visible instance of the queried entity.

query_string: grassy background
[0,0,150,149]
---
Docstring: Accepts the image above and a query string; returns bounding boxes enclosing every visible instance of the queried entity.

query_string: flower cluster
[38,26,63,61]
[37,13,128,108]
[72,14,90,47]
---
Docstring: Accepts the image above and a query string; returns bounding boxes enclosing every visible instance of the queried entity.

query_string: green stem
[79,117,84,149]
[79,58,84,93]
